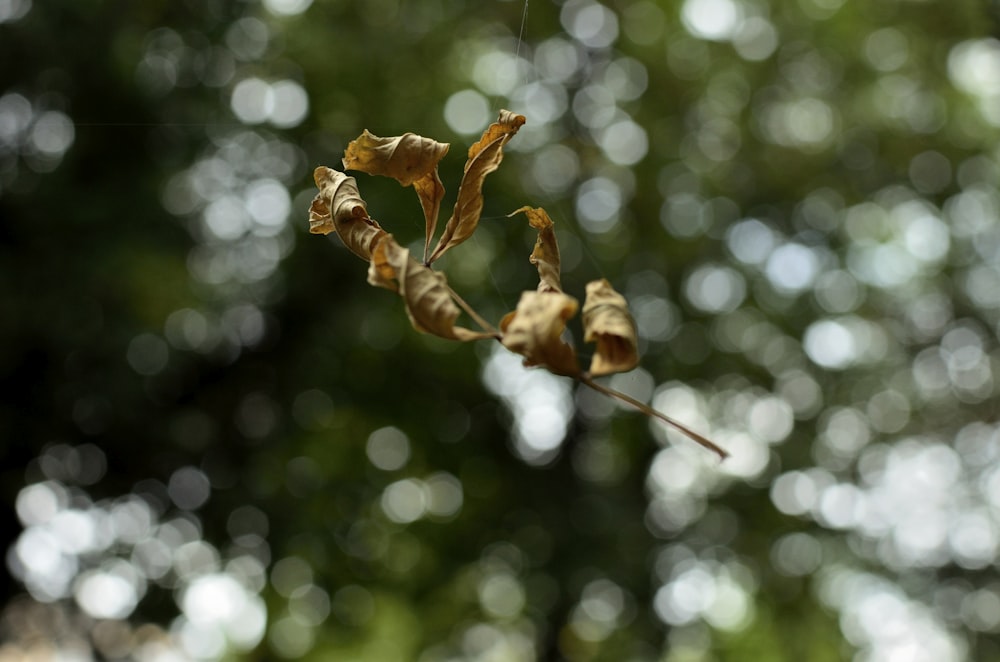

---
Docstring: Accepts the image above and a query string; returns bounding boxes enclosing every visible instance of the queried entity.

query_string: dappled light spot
[760,97,837,151]
[654,559,754,631]
[366,426,411,472]
[27,110,74,171]
[12,525,77,601]
[271,556,313,598]
[800,323,855,373]
[764,242,820,294]
[482,338,575,466]
[15,481,65,526]
[473,50,531,97]
[598,118,648,165]
[747,396,793,443]
[424,472,464,520]
[75,563,142,620]
[599,57,648,101]
[534,36,582,87]
[770,469,834,517]
[948,38,1000,126]
[816,483,864,530]
[168,467,211,511]
[695,116,742,162]
[36,443,107,486]
[667,36,710,80]
[127,333,170,376]
[262,0,312,17]
[382,478,428,524]
[963,588,1000,632]
[775,368,823,418]
[231,77,271,124]
[715,432,769,479]
[174,540,221,580]
[225,17,269,61]
[289,583,331,626]
[865,27,909,73]
[231,78,308,128]
[662,194,705,239]
[733,17,778,61]
[865,389,910,434]
[561,0,619,49]
[268,615,316,659]
[725,218,776,265]
[245,178,291,234]
[572,84,617,129]
[576,176,623,233]
[0,0,31,23]
[444,89,490,135]
[804,317,887,370]
[681,0,742,42]
[478,572,526,619]
[683,263,746,314]
[813,269,864,313]
[770,532,822,577]
[0,92,32,151]
[817,568,965,662]
[632,295,677,342]
[510,82,567,126]
[8,467,268,659]
[527,143,579,196]
[818,407,871,459]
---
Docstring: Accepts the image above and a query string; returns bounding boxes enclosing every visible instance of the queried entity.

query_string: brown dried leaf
[367,235,492,341]
[500,291,581,377]
[510,206,562,293]
[342,130,449,263]
[582,279,639,377]
[311,166,387,261]
[427,110,526,264]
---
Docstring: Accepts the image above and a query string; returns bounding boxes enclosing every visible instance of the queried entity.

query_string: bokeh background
[3,0,1000,659]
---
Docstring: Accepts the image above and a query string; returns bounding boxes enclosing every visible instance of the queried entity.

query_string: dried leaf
[427,110,526,264]
[510,206,562,293]
[367,235,492,342]
[501,291,581,377]
[582,279,639,377]
[311,166,387,261]
[342,130,449,263]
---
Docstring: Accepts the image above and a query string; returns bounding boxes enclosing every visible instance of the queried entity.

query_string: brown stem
[581,375,729,460]
[446,285,501,338]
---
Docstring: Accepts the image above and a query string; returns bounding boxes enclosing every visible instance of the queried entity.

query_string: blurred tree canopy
[3,0,1000,660]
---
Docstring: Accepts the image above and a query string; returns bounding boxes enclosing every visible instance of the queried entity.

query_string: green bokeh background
[2,0,1000,659]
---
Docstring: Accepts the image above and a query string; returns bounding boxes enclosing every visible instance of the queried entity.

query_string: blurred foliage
[3,0,1000,660]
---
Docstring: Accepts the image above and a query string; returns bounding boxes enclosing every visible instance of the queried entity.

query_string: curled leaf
[311,166,387,261]
[367,235,492,342]
[342,130,449,186]
[427,110,526,264]
[342,130,449,263]
[510,206,562,293]
[582,279,639,377]
[501,291,581,377]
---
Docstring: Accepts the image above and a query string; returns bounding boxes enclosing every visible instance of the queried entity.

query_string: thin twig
[447,285,501,338]
[581,375,729,460]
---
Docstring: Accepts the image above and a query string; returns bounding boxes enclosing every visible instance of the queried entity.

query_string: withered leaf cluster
[309,111,726,458]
